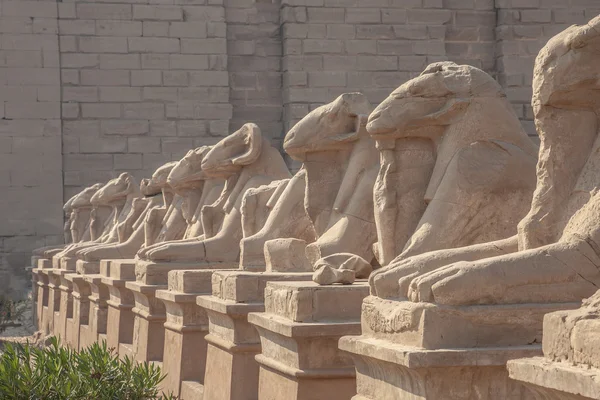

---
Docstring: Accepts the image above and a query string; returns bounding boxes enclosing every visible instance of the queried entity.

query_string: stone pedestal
[56,276,73,342]
[155,270,213,397]
[196,271,312,400]
[248,281,369,400]
[340,336,541,400]
[508,293,600,400]
[126,260,237,363]
[101,259,137,357]
[85,271,109,345]
[65,274,91,350]
[28,266,37,327]
[508,357,599,400]
[338,296,579,400]
[45,269,63,337]
[34,259,51,333]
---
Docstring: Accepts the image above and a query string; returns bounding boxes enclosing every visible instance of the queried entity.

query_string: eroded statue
[76,162,178,262]
[362,61,541,297]
[135,146,225,259]
[32,183,102,259]
[52,173,142,262]
[240,93,379,275]
[141,123,291,263]
[387,18,600,307]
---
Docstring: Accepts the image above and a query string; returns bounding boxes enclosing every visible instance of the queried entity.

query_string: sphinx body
[371,17,600,307]
[355,61,541,298]
[135,147,224,260]
[238,93,379,274]
[31,183,103,259]
[52,173,142,262]
[75,162,182,262]
[143,123,291,263]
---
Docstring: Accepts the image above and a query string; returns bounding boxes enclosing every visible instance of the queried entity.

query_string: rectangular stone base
[85,274,109,348]
[180,381,204,400]
[248,281,369,400]
[126,281,166,362]
[508,357,600,400]
[65,274,91,350]
[135,260,238,285]
[102,260,136,354]
[360,296,580,349]
[339,336,542,400]
[76,260,100,275]
[195,271,312,400]
[196,295,263,400]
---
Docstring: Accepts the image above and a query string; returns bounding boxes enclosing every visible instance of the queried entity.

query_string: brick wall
[1,0,598,298]
[59,0,231,200]
[496,0,596,138]
[0,0,63,299]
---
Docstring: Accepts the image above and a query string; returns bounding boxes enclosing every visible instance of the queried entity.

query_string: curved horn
[231,123,263,166]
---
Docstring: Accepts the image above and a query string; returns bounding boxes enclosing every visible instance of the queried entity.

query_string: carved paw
[407,261,473,304]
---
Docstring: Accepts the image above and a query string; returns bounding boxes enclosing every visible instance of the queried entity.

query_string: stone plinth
[508,357,600,400]
[84,271,110,345]
[56,276,73,342]
[65,274,91,350]
[248,281,369,400]
[155,270,213,397]
[44,269,64,337]
[339,336,541,400]
[337,296,579,400]
[508,292,600,400]
[360,297,579,349]
[195,270,312,400]
[34,259,52,334]
[126,260,237,363]
[101,259,137,357]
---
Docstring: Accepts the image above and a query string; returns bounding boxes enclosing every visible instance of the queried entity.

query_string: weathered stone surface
[509,289,600,400]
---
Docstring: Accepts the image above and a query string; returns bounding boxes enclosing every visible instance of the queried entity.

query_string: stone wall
[0,0,63,299]
[0,0,597,298]
[58,0,231,199]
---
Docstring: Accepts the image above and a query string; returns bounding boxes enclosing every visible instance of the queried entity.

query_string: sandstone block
[78,37,128,53]
[131,70,162,86]
[180,38,226,54]
[81,103,122,119]
[58,20,96,36]
[2,1,58,18]
[169,54,209,70]
[79,137,127,153]
[138,21,165,37]
[80,70,130,86]
[96,20,142,37]
[123,103,165,120]
[99,87,141,102]
[76,4,132,20]
[133,5,183,21]
[63,87,98,103]
[101,120,148,136]
[128,37,180,53]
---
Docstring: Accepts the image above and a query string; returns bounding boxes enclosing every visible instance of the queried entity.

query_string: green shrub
[0,337,176,400]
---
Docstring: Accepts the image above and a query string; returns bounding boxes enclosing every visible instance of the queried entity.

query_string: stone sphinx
[339,16,600,400]
[74,162,178,262]
[314,63,539,285]
[52,173,142,264]
[369,19,600,308]
[32,183,102,260]
[141,123,291,263]
[136,147,224,259]
[196,94,379,400]
[238,93,378,274]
